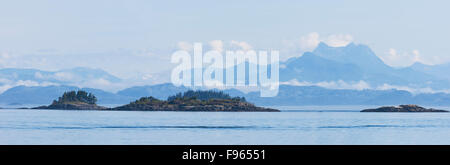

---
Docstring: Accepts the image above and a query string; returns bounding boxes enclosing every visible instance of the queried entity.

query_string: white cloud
[209,40,224,52]
[86,78,112,86]
[141,74,153,80]
[230,40,252,51]
[412,49,420,58]
[177,41,193,51]
[34,72,44,79]
[0,52,12,67]
[0,51,51,69]
[0,52,11,59]
[324,34,354,47]
[282,32,354,59]
[52,72,75,81]
[15,80,41,86]
[131,49,158,57]
[175,40,252,52]
[297,33,353,50]
[379,48,425,67]
[0,85,13,94]
[299,32,320,51]
[0,78,12,84]
[282,79,371,90]
[376,83,450,94]
[379,48,449,67]
[282,79,450,94]
[0,80,58,94]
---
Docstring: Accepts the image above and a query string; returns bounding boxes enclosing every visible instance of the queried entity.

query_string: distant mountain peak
[316,42,330,49]
[312,42,389,71]
[410,62,430,67]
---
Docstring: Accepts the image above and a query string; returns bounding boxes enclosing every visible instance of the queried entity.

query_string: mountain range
[1,42,450,107]
[2,83,450,107]
[280,43,450,90]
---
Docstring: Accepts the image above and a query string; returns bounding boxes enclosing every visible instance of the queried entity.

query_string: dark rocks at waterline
[112,104,279,112]
[112,97,279,112]
[32,103,108,110]
[361,105,448,112]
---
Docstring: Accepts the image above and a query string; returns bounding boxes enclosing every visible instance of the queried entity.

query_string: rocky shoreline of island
[30,90,280,112]
[361,104,448,112]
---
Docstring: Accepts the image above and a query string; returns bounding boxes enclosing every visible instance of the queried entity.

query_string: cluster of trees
[128,90,248,106]
[167,90,246,102]
[130,96,164,105]
[123,91,250,108]
[52,90,97,105]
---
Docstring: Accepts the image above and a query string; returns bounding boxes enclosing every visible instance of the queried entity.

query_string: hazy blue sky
[1,0,449,77]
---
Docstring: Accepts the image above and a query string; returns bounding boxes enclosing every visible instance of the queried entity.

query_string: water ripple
[319,124,435,129]
[43,125,271,130]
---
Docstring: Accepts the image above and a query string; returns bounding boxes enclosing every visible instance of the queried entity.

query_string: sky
[1,0,450,78]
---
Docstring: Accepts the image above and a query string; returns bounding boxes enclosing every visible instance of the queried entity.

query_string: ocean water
[2,108,450,145]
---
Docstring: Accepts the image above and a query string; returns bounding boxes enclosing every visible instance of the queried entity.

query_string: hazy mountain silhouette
[410,62,450,81]
[0,85,134,105]
[1,43,450,106]
[280,42,450,90]
[2,83,450,107]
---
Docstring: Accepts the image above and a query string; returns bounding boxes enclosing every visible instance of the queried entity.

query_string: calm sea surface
[2,107,450,144]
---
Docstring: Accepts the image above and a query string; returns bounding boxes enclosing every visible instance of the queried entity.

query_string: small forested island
[33,91,107,110]
[361,104,448,112]
[113,90,279,112]
[32,90,279,112]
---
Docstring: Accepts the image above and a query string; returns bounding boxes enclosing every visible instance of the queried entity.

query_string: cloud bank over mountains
[0,67,123,93]
[2,40,450,106]
[280,42,450,93]
[1,33,450,97]
[0,32,447,81]
[1,40,450,95]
